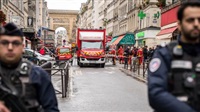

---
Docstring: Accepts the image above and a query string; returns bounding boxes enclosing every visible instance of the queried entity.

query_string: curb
[119,68,147,84]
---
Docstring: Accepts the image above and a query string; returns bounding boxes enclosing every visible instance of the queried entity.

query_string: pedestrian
[133,47,138,57]
[0,23,59,112]
[147,47,154,61]
[39,45,45,55]
[148,1,200,112]
[143,46,148,62]
[124,46,130,69]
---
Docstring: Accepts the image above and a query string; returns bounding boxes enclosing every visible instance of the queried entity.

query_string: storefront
[135,26,160,47]
[136,32,144,47]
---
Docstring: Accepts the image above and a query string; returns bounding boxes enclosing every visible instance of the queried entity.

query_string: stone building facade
[48,10,78,46]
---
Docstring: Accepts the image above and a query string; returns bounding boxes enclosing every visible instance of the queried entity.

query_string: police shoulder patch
[149,58,161,72]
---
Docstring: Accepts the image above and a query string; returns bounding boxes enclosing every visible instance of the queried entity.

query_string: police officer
[0,23,59,112]
[148,0,200,112]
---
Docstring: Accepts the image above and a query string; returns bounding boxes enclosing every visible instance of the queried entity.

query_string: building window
[172,0,178,3]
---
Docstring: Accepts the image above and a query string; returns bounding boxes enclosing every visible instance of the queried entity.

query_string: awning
[111,35,124,45]
[109,36,118,44]
[118,33,135,45]
[157,27,177,36]
[156,26,177,40]
[156,33,172,39]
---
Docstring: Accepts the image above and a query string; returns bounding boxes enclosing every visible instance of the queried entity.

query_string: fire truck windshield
[82,41,103,49]
[59,48,70,54]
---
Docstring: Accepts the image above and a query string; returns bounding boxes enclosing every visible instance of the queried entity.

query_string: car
[23,48,55,65]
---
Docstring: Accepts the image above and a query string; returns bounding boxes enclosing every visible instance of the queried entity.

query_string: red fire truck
[56,46,73,60]
[76,28,106,67]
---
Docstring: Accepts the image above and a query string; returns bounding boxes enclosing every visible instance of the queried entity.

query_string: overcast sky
[45,0,88,10]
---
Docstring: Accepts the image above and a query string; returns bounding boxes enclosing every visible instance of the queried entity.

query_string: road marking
[73,70,82,76]
[103,71,114,74]
[85,71,99,74]
[105,67,116,70]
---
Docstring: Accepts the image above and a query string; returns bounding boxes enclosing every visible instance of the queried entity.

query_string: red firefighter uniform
[117,46,124,64]
[110,49,116,65]
[137,48,143,65]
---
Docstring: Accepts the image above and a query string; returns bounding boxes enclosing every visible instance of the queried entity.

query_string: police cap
[0,22,24,38]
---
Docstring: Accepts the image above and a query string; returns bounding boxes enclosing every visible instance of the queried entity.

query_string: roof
[48,9,79,14]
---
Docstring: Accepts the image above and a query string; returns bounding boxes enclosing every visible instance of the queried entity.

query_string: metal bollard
[138,63,140,76]
[61,62,69,98]
[41,62,52,78]
[143,61,145,77]
[65,63,69,93]
[61,69,66,98]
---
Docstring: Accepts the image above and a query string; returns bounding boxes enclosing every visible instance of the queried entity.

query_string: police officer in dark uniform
[0,23,59,112]
[148,1,200,112]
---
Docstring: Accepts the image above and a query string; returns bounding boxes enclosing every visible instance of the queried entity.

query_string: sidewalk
[116,63,147,83]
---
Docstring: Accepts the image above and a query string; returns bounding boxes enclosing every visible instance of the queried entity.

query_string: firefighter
[117,46,124,64]
[110,46,116,65]
[137,47,143,66]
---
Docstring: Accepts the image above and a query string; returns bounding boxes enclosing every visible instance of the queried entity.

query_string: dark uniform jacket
[148,40,200,112]
[31,66,59,112]
[0,61,60,112]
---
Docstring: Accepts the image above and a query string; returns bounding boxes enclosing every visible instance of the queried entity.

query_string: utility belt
[167,41,200,111]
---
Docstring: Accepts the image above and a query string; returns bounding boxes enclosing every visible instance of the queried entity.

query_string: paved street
[53,62,152,112]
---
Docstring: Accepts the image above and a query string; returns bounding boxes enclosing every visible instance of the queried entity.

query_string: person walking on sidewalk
[148,1,200,112]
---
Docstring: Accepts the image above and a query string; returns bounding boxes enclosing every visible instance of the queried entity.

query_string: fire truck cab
[56,46,73,60]
[76,28,106,67]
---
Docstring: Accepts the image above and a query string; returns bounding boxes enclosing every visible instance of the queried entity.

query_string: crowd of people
[109,45,158,68]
